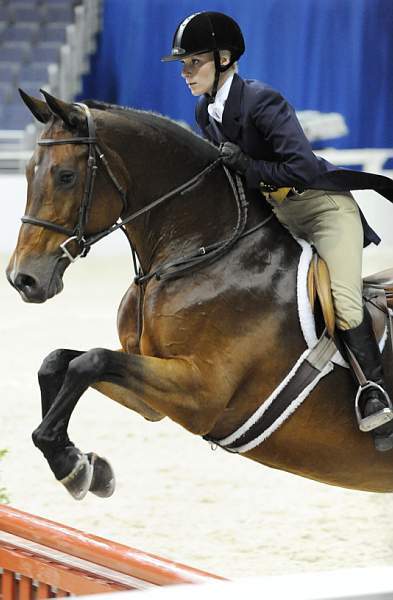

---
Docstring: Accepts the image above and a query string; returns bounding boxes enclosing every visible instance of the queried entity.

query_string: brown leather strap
[342,344,368,386]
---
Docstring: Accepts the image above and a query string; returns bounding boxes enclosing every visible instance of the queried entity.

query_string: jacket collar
[199,73,244,144]
[221,72,243,141]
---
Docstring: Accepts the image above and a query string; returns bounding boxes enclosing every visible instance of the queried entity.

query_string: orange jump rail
[0,505,225,599]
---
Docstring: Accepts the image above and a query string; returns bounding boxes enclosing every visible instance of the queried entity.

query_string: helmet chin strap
[207,49,233,104]
[207,49,221,104]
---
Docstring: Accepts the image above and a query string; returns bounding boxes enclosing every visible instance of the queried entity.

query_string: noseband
[21,103,272,282]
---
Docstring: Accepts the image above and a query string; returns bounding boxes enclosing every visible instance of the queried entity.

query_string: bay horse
[6,90,393,499]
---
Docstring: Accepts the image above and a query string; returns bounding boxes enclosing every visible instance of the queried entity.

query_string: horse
[6,89,393,500]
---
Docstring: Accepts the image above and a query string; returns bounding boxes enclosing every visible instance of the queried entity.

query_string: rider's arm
[245,87,322,190]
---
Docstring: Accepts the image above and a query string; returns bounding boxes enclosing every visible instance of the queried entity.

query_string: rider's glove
[220,142,251,175]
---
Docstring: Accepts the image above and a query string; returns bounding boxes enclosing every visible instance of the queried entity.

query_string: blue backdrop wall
[81,0,393,149]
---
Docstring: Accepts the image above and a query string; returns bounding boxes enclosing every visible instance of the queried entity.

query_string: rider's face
[181,53,215,96]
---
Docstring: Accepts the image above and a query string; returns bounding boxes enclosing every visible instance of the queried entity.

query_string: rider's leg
[339,307,393,451]
[272,190,393,450]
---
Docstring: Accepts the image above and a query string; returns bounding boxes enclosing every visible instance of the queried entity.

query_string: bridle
[22,102,129,262]
[22,102,272,282]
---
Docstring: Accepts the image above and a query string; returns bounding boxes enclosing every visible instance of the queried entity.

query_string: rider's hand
[220,142,251,175]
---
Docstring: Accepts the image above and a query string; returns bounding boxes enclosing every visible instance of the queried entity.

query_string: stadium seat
[0,0,102,143]
[46,5,75,24]
[1,24,39,44]
[8,0,42,6]
[0,82,12,104]
[0,46,30,64]
[19,65,50,83]
[0,64,19,84]
[11,7,46,24]
[30,44,60,65]
[0,21,7,36]
[44,0,79,3]
[41,25,67,44]
[0,105,33,130]
[0,7,12,22]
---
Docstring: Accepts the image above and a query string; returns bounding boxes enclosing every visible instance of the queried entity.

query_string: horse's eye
[58,170,76,186]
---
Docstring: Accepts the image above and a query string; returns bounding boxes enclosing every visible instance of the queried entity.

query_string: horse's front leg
[35,348,165,500]
[92,380,164,421]
[35,348,103,500]
[33,347,227,500]
[37,348,88,480]
[38,348,84,421]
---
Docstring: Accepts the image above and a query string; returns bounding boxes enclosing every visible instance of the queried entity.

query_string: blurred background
[85,0,393,150]
[1,0,393,146]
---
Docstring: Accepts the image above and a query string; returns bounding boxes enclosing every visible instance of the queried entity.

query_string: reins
[21,102,273,283]
[85,157,224,249]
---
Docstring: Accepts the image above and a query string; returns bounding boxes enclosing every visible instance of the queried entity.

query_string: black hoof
[87,453,116,498]
[60,452,93,500]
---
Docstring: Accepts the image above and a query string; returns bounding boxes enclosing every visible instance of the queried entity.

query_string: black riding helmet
[161,12,245,102]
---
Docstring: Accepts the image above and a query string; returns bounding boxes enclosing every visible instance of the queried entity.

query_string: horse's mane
[83,99,218,160]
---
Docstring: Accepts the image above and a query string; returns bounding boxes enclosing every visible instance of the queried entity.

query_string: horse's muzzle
[6,256,66,303]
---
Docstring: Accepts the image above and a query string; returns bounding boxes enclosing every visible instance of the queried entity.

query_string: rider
[162,11,393,451]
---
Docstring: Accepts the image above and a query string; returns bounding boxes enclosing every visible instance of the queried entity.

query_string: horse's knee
[68,348,110,382]
[38,349,70,382]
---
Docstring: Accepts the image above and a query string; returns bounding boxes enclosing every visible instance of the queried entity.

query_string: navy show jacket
[196,74,393,246]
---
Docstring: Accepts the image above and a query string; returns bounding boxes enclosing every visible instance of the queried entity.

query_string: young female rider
[162,11,393,451]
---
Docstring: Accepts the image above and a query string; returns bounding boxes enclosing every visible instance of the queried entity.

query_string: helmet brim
[161,49,212,62]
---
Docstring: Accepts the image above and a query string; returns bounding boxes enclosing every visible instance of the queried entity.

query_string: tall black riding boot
[339,309,393,452]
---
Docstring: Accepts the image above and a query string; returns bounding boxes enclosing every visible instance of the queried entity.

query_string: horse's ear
[40,89,85,130]
[19,88,52,124]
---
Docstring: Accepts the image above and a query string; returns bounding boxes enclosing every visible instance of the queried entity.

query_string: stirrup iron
[355,382,393,432]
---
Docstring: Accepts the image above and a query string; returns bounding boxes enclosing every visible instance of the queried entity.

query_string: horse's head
[6,90,126,303]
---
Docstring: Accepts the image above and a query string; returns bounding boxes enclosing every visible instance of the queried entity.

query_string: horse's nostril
[14,272,37,291]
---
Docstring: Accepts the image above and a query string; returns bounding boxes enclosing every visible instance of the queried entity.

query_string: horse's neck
[114,131,238,272]
[101,112,275,274]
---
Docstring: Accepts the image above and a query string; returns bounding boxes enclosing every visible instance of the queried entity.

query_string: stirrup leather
[355,383,393,432]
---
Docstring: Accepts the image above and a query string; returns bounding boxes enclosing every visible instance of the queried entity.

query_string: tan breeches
[270,190,364,330]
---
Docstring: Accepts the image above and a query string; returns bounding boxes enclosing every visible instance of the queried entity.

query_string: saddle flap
[307,258,316,311]
[307,253,335,337]
[307,251,391,342]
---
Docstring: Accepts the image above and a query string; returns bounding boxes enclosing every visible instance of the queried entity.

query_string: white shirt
[207,74,234,123]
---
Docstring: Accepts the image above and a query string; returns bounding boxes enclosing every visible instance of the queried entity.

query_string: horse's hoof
[60,453,94,500]
[87,452,116,498]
